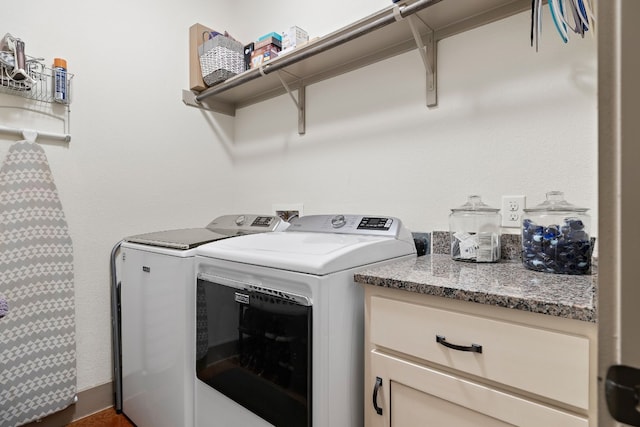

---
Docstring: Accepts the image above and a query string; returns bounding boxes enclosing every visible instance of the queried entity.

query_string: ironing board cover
[0,140,76,426]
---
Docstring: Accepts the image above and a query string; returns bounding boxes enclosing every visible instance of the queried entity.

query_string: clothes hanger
[531,0,594,48]
[21,129,38,142]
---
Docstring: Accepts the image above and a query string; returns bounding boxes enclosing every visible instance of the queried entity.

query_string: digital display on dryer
[251,216,273,227]
[357,217,392,230]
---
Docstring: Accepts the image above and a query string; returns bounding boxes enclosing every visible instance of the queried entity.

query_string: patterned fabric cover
[0,140,76,427]
[0,296,8,317]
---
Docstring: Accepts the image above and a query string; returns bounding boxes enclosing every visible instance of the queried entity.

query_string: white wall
[0,0,597,393]
[223,0,597,234]
[0,0,238,392]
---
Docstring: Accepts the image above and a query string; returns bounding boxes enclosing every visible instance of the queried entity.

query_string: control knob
[331,215,346,228]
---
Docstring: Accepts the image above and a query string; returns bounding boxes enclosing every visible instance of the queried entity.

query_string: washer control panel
[206,215,288,233]
[250,216,278,227]
[287,214,402,237]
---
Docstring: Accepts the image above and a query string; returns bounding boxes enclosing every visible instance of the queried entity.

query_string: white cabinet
[364,286,597,426]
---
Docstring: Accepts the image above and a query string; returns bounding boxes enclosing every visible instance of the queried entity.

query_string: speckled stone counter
[354,254,597,323]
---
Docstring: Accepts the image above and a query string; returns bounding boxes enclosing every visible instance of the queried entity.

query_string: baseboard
[21,381,114,427]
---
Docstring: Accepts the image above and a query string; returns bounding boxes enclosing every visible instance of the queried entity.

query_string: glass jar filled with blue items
[449,195,501,263]
[522,191,592,275]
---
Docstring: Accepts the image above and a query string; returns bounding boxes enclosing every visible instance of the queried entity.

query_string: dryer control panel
[357,216,393,231]
[287,214,405,238]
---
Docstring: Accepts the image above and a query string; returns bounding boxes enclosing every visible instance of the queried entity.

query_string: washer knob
[331,215,346,228]
[235,215,246,226]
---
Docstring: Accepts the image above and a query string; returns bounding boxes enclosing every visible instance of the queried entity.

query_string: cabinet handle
[436,334,483,353]
[373,376,383,415]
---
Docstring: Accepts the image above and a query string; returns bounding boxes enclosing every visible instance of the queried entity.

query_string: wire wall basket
[0,59,73,104]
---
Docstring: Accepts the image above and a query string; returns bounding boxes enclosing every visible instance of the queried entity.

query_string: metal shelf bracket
[404,12,437,107]
[274,70,306,135]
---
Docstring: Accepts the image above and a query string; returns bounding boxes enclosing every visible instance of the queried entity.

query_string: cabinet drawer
[369,350,588,427]
[369,296,590,409]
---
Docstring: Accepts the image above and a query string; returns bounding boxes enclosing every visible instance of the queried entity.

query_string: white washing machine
[194,214,417,427]
[118,215,288,427]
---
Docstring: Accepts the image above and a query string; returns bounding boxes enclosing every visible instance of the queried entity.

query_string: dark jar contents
[522,191,593,275]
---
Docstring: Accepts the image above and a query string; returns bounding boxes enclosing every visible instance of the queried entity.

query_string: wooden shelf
[183,0,530,133]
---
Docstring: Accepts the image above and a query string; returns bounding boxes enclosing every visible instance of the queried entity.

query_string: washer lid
[125,228,236,250]
[196,231,416,275]
[124,214,288,250]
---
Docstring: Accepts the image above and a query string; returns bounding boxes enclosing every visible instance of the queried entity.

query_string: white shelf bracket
[406,15,437,107]
[275,70,306,135]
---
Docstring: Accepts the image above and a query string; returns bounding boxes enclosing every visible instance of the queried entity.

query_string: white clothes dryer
[117,215,288,427]
[194,214,417,427]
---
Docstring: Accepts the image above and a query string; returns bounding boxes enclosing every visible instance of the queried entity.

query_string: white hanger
[21,129,38,142]
[0,125,70,143]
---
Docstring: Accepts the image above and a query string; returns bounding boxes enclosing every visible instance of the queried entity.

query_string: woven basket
[198,35,244,87]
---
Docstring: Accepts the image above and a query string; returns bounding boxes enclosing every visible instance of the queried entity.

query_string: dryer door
[196,277,312,427]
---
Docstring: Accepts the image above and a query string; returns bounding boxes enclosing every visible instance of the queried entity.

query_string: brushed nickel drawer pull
[436,334,483,353]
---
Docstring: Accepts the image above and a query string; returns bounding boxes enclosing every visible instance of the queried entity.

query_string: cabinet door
[368,350,588,427]
[392,381,513,427]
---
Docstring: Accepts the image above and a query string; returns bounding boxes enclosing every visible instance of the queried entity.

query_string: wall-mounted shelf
[0,61,73,142]
[183,0,531,134]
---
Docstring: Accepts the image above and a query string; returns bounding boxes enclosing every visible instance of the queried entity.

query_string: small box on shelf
[250,45,280,69]
[282,26,309,54]
[258,32,282,42]
[255,37,282,50]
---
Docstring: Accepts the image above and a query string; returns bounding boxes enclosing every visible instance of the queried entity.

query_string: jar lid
[523,191,589,213]
[451,195,499,212]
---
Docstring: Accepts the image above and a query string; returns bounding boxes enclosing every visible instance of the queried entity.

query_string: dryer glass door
[196,278,312,427]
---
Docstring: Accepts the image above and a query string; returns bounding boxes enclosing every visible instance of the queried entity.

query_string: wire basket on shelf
[0,57,73,104]
[198,34,244,87]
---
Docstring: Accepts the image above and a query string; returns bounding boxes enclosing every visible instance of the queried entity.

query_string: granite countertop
[354,254,597,323]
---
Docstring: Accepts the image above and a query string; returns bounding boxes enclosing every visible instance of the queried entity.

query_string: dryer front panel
[196,276,312,427]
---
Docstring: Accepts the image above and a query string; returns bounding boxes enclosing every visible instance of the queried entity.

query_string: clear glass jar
[522,191,592,275]
[449,195,501,263]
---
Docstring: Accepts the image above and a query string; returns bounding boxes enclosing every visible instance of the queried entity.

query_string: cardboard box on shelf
[243,43,254,71]
[258,32,282,42]
[250,45,279,69]
[282,26,309,54]
[255,36,282,50]
[189,23,213,92]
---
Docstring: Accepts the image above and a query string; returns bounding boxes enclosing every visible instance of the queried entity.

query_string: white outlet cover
[501,195,526,228]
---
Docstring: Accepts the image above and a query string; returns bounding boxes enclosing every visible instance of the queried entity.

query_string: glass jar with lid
[449,195,501,263]
[522,191,592,274]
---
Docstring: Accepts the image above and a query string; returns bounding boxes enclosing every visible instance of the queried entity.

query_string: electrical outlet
[501,195,526,228]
